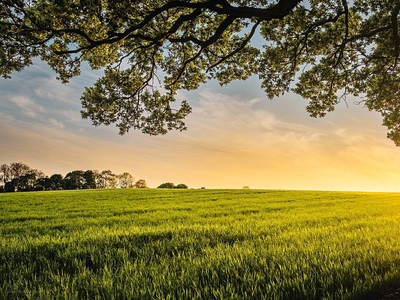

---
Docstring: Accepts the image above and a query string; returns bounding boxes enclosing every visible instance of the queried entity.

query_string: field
[0,189,400,300]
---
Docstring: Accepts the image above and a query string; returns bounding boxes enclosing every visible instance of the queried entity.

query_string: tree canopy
[158,182,175,189]
[2,1,400,144]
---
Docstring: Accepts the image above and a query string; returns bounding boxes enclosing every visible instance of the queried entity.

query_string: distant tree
[175,184,188,189]
[4,181,15,192]
[0,164,11,190]
[242,186,250,189]
[117,172,135,188]
[32,169,47,191]
[10,162,31,177]
[97,170,116,189]
[92,170,102,188]
[49,174,64,190]
[33,169,46,179]
[83,170,97,189]
[0,162,34,192]
[35,177,51,191]
[134,179,147,189]
[18,170,38,191]
[157,182,175,189]
[9,162,32,191]
[63,170,86,190]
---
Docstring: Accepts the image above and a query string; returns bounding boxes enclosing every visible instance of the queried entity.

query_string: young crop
[0,189,399,299]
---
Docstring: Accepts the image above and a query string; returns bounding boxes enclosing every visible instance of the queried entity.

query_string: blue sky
[1,59,400,191]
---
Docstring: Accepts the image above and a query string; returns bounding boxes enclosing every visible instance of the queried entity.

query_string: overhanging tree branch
[391,1,400,64]
[3,1,400,144]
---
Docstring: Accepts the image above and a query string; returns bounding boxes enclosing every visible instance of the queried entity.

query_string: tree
[175,183,188,189]
[92,170,101,189]
[97,170,116,189]
[83,170,97,189]
[134,179,147,188]
[49,174,64,190]
[4,181,16,193]
[18,170,38,191]
[2,1,400,144]
[8,162,32,191]
[117,172,135,188]
[0,163,47,192]
[0,164,11,190]
[63,170,86,190]
[35,176,51,191]
[157,182,175,189]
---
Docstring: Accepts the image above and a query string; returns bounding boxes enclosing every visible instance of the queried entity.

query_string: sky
[1,60,400,192]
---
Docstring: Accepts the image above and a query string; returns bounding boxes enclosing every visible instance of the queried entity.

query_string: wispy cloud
[187,89,324,152]
[8,95,47,118]
[48,118,65,129]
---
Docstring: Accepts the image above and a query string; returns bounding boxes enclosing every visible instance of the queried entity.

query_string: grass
[0,189,400,299]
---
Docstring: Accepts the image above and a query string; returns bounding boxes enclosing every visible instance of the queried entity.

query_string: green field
[1,189,400,300]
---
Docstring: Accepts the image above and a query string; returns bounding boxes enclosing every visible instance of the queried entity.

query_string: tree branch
[391,1,400,64]
[51,0,302,55]
[207,20,261,71]
[171,15,237,86]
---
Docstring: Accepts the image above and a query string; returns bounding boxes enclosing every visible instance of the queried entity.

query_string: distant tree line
[0,162,147,192]
[157,182,188,189]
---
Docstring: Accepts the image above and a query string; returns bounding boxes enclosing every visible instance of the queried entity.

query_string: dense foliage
[0,162,144,192]
[2,1,400,144]
[1,189,400,299]
[157,182,189,189]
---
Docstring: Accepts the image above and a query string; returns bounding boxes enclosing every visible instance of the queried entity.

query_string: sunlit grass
[0,189,399,299]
